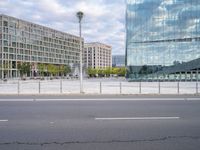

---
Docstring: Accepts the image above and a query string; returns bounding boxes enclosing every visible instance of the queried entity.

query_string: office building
[112,55,125,67]
[126,0,200,81]
[84,42,112,69]
[0,14,83,79]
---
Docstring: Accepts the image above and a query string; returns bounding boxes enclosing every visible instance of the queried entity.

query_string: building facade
[112,55,125,67]
[126,0,200,81]
[84,42,112,69]
[0,14,83,79]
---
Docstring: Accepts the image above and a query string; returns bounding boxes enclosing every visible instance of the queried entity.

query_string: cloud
[0,0,125,55]
[127,0,200,42]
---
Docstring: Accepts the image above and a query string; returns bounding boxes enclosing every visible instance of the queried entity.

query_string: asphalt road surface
[0,96,200,150]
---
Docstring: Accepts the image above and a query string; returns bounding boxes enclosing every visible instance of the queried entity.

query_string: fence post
[60,79,62,94]
[158,81,161,94]
[120,82,122,94]
[177,81,180,94]
[196,82,198,94]
[39,81,41,94]
[139,81,142,94]
[18,80,20,95]
[100,82,102,94]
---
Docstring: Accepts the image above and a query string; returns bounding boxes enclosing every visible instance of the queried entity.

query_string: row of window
[3,46,79,54]
[1,18,78,41]
[1,54,79,64]
[1,41,79,52]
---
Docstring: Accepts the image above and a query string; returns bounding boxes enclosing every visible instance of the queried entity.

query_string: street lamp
[76,11,84,93]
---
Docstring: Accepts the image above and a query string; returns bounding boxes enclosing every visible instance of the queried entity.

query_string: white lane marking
[95,117,180,120]
[30,98,200,101]
[187,98,200,101]
[0,120,8,122]
[37,98,185,101]
[0,98,199,101]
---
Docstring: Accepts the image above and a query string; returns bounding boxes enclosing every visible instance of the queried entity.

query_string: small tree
[0,62,9,80]
[47,64,59,78]
[38,64,46,77]
[104,67,112,77]
[18,62,30,79]
[118,67,126,76]
[60,65,71,76]
[98,69,104,77]
[111,67,120,75]
[87,67,98,77]
[110,67,126,77]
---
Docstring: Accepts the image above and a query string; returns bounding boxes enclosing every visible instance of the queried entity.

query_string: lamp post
[76,11,84,93]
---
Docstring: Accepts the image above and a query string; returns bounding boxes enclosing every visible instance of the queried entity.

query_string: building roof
[85,42,112,48]
[0,14,82,40]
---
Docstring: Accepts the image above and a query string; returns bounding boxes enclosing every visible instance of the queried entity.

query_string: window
[3,21,8,27]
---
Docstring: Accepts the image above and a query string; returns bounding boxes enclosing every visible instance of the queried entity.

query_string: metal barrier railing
[0,80,199,95]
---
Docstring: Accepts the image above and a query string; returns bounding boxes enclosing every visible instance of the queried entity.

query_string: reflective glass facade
[126,0,200,81]
[112,55,125,67]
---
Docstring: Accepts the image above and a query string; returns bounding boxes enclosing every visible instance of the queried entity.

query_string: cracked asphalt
[0,96,200,150]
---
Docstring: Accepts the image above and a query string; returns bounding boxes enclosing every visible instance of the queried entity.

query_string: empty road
[0,95,200,150]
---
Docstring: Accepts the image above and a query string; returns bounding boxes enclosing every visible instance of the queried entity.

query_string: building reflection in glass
[126,0,200,81]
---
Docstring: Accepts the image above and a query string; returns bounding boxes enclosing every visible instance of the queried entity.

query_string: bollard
[60,80,62,93]
[100,82,102,94]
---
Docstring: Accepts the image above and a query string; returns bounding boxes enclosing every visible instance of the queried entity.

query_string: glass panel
[126,0,200,81]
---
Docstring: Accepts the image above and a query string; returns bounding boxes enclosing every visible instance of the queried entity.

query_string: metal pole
[18,80,20,95]
[39,81,41,94]
[196,82,198,94]
[120,82,122,94]
[158,81,161,94]
[79,21,83,93]
[177,81,180,94]
[60,79,62,93]
[139,81,142,94]
[100,82,102,94]
[77,12,84,94]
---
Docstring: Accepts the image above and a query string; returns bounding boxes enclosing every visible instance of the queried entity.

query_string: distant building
[84,42,112,69]
[112,55,125,67]
[0,14,83,79]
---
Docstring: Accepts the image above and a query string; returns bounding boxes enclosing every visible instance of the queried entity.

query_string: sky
[0,0,126,55]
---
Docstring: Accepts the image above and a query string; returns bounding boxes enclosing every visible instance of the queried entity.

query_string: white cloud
[0,0,125,55]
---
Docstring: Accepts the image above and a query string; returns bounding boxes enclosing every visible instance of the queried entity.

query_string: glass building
[112,55,125,67]
[126,0,200,81]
